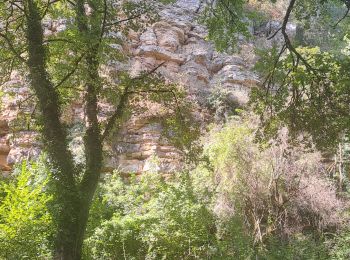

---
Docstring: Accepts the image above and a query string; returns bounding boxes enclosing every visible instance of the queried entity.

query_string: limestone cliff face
[0,119,10,172]
[0,73,41,173]
[0,0,258,174]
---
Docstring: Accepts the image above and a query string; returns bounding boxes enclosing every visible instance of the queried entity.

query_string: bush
[83,114,345,259]
[84,172,218,259]
[0,161,54,259]
[202,115,344,242]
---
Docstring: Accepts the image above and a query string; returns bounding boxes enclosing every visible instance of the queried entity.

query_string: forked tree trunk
[25,1,103,259]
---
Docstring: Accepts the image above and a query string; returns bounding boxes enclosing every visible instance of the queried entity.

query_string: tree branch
[127,88,185,122]
[101,87,129,141]
[26,0,76,186]
[9,0,25,14]
[265,0,320,85]
[66,0,76,7]
[40,0,60,19]
[267,27,281,40]
[0,32,27,63]
[280,0,318,74]
[54,53,85,89]
[105,11,147,27]
[43,38,74,44]
[99,0,107,41]
[101,62,165,140]
[333,7,350,27]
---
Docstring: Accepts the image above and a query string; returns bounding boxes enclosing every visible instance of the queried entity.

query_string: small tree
[84,172,217,259]
[0,161,53,259]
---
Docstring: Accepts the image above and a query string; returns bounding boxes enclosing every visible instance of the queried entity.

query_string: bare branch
[41,0,54,19]
[9,0,25,13]
[0,32,27,63]
[17,93,35,109]
[106,11,147,27]
[267,27,282,40]
[102,62,165,140]
[279,0,318,74]
[126,88,185,122]
[101,87,129,141]
[43,38,74,44]
[54,53,85,89]
[333,7,350,27]
[264,0,320,89]
[133,61,165,80]
[99,0,107,41]
[66,0,76,7]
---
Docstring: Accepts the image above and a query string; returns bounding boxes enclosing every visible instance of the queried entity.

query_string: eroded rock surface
[0,0,258,174]
[0,72,41,173]
[112,0,257,173]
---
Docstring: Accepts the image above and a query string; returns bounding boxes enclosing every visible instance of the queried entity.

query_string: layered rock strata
[0,0,258,174]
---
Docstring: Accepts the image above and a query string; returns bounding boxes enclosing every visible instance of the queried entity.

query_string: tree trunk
[74,53,104,260]
[25,1,83,259]
[25,0,112,258]
[73,1,105,257]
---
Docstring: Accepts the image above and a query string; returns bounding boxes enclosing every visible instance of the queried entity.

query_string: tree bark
[25,0,123,258]
[72,1,105,258]
[75,51,103,260]
[25,1,81,259]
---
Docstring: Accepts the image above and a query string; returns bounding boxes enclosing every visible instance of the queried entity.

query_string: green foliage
[0,161,54,259]
[262,234,329,260]
[82,115,335,259]
[199,114,337,258]
[200,0,251,52]
[330,226,350,259]
[252,46,350,149]
[161,100,202,163]
[0,2,27,82]
[2,1,350,259]
[84,172,217,259]
[213,215,255,259]
[292,0,350,52]
[0,119,338,260]
[206,87,240,121]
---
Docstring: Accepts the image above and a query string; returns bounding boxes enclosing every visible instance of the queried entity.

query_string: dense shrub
[0,161,53,259]
[262,234,329,260]
[202,115,344,244]
[330,226,350,259]
[0,117,346,259]
[84,172,218,259]
[82,115,345,259]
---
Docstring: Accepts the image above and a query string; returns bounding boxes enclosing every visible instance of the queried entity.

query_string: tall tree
[0,0,181,258]
[25,1,79,257]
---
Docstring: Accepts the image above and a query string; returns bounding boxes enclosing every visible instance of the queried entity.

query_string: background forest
[1,0,350,259]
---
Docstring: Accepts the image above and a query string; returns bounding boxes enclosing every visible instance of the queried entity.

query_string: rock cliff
[0,0,258,174]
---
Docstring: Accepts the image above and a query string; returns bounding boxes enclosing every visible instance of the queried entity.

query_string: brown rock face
[0,119,10,172]
[0,0,258,174]
[107,116,183,174]
[109,0,257,173]
[0,71,41,173]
